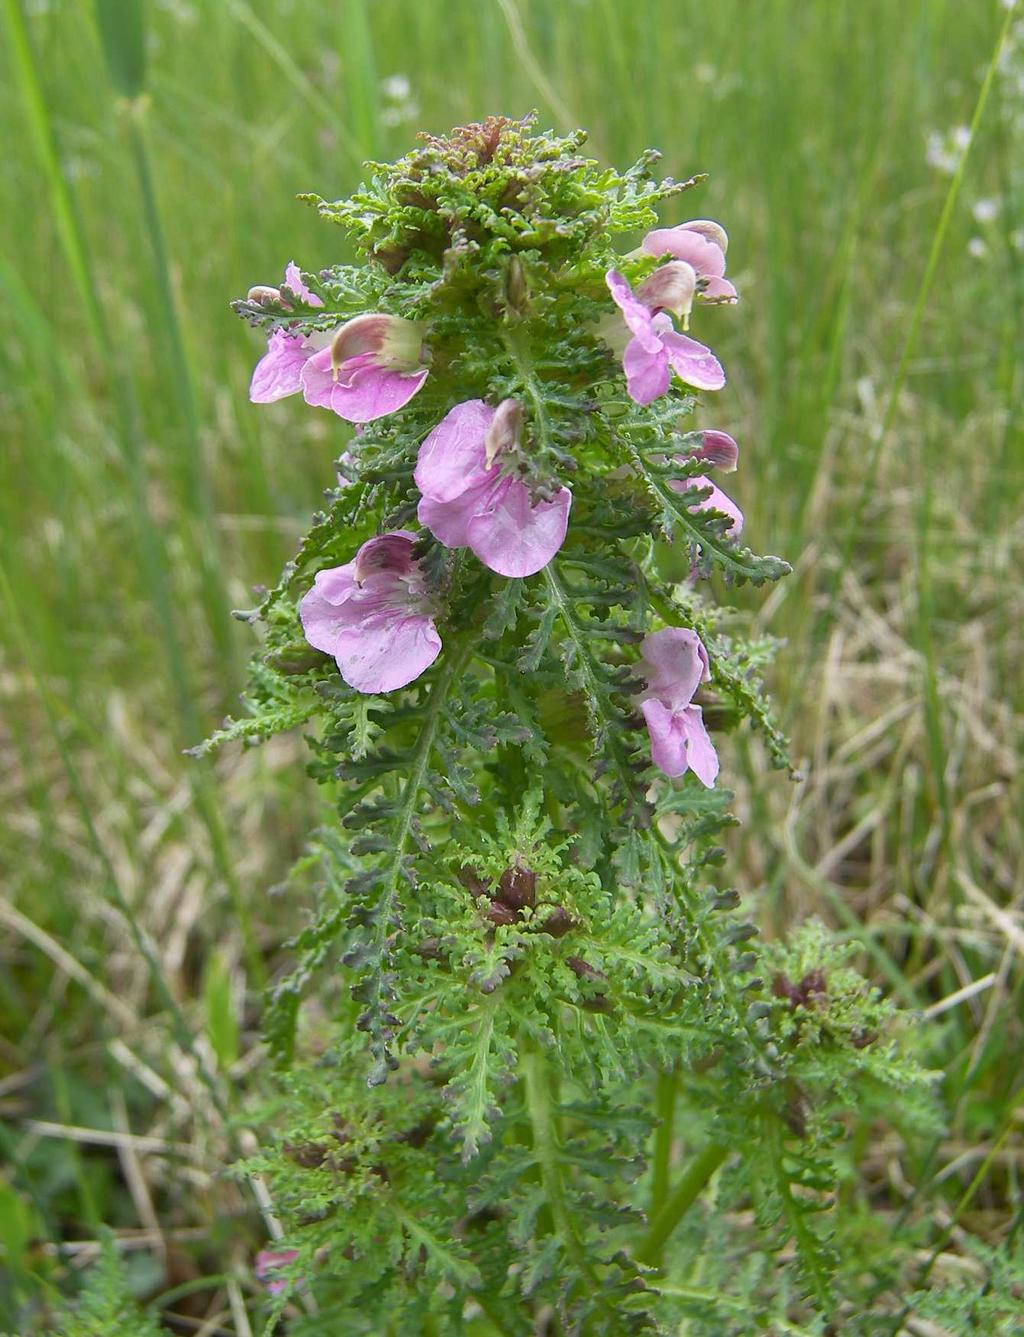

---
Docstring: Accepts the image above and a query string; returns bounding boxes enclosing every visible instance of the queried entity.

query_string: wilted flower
[299,532,442,693]
[255,1248,300,1296]
[671,430,743,535]
[415,399,572,578]
[641,219,738,315]
[605,270,725,405]
[637,627,719,786]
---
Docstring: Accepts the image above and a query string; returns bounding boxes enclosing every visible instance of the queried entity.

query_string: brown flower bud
[534,906,574,937]
[497,864,536,911]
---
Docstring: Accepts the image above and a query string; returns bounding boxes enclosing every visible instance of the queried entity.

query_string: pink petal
[250,331,311,402]
[605,269,662,354]
[255,1248,301,1296]
[636,261,698,320]
[353,530,419,581]
[658,326,726,392]
[679,704,719,787]
[679,476,744,534]
[702,276,738,304]
[332,611,442,693]
[640,627,709,708]
[301,350,428,423]
[283,262,323,308]
[417,487,483,548]
[694,430,739,472]
[332,364,428,423]
[622,336,670,405]
[466,479,572,578]
[641,698,689,777]
[298,345,340,409]
[640,699,718,786]
[299,568,362,651]
[642,225,727,278]
[415,400,495,501]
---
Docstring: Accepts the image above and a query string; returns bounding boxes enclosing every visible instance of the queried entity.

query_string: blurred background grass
[1,0,1021,1328]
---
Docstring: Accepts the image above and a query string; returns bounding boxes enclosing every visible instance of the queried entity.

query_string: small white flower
[925,131,958,175]
[967,236,988,259]
[1011,228,1024,253]
[381,101,420,128]
[972,197,1000,224]
[382,74,411,101]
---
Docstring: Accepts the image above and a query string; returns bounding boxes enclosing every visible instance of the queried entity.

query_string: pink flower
[637,627,719,787]
[670,429,743,534]
[249,271,429,424]
[641,219,738,308]
[301,314,429,424]
[250,262,327,402]
[605,270,725,405]
[255,1248,300,1297]
[299,532,442,694]
[685,429,739,473]
[414,399,572,578]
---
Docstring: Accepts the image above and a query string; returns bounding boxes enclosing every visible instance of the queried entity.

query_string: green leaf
[202,950,238,1069]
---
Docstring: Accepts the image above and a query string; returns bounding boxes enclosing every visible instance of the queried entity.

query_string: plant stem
[650,1064,679,1218]
[636,1143,729,1267]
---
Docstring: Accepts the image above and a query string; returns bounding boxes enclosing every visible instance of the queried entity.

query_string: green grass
[0,0,1021,1330]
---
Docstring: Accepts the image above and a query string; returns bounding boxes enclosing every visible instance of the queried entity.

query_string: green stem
[520,1041,572,1240]
[650,1065,679,1218]
[636,1143,729,1266]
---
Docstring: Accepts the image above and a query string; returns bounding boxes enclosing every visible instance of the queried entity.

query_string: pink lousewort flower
[605,270,725,405]
[301,313,429,423]
[637,627,719,787]
[414,399,572,578]
[641,219,738,310]
[249,266,429,424]
[255,1247,300,1296]
[670,431,743,535]
[250,262,326,402]
[299,531,442,693]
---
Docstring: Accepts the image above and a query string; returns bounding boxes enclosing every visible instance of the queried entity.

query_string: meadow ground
[1,0,1022,1331]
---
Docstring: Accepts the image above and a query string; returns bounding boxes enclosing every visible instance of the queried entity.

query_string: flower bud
[534,905,574,937]
[497,863,536,911]
[246,284,282,306]
[484,398,523,467]
[505,255,529,317]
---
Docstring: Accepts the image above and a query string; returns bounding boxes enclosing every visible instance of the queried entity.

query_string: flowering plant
[211,116,928,1333]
